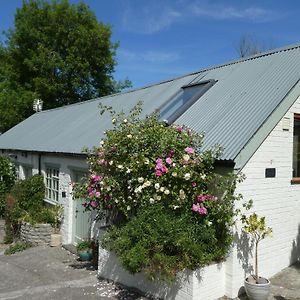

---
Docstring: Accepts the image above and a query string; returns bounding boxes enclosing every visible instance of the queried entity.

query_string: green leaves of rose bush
[102,204,230,282]
[76,102,242,282]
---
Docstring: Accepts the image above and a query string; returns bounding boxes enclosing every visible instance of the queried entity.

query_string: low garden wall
[98,242,225,300]
[20,222,52,245]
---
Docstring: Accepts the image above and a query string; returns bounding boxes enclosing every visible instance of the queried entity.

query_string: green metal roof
[1,43,300,163]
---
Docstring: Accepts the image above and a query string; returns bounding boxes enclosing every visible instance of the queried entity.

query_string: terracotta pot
[50,233,62,247]
[244,276,270,300]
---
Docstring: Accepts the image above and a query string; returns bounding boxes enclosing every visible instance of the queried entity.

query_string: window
[46,167,59,202]
[14,164,20,181]
[158,79,216,124]
[22,165,32,179]
[293,114,300,179]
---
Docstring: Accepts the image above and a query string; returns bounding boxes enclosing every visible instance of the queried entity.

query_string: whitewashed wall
[225,96,300,298]
[2,150,88,244]
[98,228,225,300]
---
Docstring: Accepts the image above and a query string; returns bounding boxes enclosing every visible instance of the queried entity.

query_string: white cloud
[189,3,279,22]
[119,1,281,34]
[121,3,181,34]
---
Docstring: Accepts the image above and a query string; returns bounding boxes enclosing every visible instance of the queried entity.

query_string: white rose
[138,177,144,183]
[157,195,161,201]
[160,187,165,192]
[172,172,177,177]
[184,173,191,180]
[123,119,128,123]
[100,140,104,145]
[117,164,124,169]
[164,189,170,195]
[127,205,131,210]
[112,118,116,124]
[127,134,132,138]
[149,198,155,204]
[145,181,151,187]
[126,168,132,174]
[144,158,150,165]
[183,154,190,161]
[109,160,113,165]
[154,183,160,190]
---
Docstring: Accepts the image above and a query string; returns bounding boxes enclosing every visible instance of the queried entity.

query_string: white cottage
[0,43,300,299]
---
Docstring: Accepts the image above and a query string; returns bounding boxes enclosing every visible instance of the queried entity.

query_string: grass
[4,242,32,255]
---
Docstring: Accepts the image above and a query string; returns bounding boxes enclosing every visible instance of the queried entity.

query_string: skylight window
[159,79,216,124]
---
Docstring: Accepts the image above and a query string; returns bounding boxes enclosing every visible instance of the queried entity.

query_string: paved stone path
[0,241,299,299]
[0,245,150,300]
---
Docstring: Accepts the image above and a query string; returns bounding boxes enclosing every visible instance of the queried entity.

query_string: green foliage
[242,213,272,282]
[0,156,15,217]
[4,175,58,241]
[76,102,243,282]
[103,204,233,282]
[10,175,45,212]
[242,213,272,241]
[76,240,92,252]
[0,0,131,132]
[4,242,32,255]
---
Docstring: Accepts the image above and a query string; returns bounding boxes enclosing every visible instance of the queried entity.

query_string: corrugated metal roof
[1,43,300,160]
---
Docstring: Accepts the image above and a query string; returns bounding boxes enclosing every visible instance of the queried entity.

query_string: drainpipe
[38,153,42,175]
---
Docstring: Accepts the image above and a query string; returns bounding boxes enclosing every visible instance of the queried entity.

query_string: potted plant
[50,205,63,247]
[242,213,272,300]
[76,240,93,261]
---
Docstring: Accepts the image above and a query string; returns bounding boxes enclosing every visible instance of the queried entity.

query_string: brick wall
[225,95,300,297]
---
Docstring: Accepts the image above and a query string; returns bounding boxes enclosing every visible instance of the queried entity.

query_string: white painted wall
[225,96,300,297]
[97,229,225,300]
[2,150,88,244]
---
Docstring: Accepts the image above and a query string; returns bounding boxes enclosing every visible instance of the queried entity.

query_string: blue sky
[1,0,300,88]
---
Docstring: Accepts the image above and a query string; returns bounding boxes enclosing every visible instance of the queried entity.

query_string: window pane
[293,118,300,177]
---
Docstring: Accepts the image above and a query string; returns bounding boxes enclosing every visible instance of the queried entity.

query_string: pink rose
[185,147,194,154]
[166,157,172,165]
[198,207,207,215]
[155,170,163,177]
[90,200,97,208]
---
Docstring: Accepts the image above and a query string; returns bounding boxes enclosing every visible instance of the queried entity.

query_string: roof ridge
[37,42,300,114]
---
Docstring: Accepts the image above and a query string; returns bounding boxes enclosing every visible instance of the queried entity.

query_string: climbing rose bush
[75,102,242,281]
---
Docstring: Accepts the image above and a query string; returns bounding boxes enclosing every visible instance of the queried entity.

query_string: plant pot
[244,276,270,300]
[50,233,62,247]
[78,249,93,261]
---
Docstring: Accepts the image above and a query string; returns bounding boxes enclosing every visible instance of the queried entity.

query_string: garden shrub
[0,156,15,217]
[4,175,55,241]
[75,102,243,282]
[10,174,45,212]
[4,242,32,255]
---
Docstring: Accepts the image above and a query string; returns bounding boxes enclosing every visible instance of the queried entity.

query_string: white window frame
[45,167,60,202]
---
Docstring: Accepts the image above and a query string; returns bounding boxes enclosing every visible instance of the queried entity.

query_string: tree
[236,34,274,58]
[0,0,131,133]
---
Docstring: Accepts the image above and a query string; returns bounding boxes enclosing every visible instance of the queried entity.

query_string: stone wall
[20,222,52,245]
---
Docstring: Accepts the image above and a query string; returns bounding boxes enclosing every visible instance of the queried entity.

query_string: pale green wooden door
[73,171,91,244]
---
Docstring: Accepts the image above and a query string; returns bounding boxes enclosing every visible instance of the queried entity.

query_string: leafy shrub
[76,240,92,252]
[103,204,234,282]
[4,175,58,241]
[4,242,32,255]
[0,156,15,217]
[75,102,243,281]
[10,175,45,212]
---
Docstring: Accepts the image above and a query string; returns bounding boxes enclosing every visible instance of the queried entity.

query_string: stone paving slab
[0,243,299,300]
[230,262,300,300]
[0,245,149,300]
